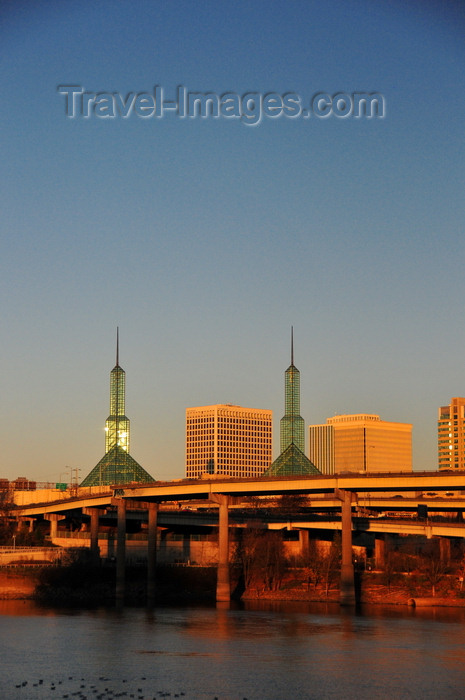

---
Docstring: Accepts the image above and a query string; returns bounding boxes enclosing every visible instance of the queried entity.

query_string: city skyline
[2,2,465,482]
[1,329,451,483]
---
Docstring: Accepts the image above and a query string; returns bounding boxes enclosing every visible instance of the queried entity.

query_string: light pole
[70,467,81,496]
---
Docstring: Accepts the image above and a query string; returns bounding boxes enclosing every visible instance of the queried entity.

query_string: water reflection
[2,600,465,700]
[0,600,56,617]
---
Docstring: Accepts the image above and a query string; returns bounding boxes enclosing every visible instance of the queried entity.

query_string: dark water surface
[1,600,465,700]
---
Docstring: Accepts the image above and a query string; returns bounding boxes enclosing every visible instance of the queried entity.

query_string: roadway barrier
[0,547,65,566]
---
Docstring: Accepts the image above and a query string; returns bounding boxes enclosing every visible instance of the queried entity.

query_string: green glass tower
[264,328,320,477]
[105,329,130,454]
[280,327,305,453]
[81,331,156,487]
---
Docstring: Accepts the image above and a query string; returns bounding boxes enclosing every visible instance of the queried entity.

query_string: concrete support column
[336,489,355,606]
[44,513,65,539]
[83,507,106,561]
[114,499,126,600]
[299,529,310,560]
[147,502,159,603]
[439,537,451,565]
[375,535,386,571]
[19,517,35,533]
[159,529,168,561]
[183,533,191,561]
[90,509,100,559]
[211,494,231,602]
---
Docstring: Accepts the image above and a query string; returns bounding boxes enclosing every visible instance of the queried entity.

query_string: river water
[1,600,465,700]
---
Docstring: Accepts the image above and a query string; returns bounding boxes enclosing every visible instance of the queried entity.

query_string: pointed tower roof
[264,443,320,477]
[81,445,155,486]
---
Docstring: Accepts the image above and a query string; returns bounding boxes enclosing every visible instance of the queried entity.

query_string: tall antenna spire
[116,327,119,367]
[291,326,294,366]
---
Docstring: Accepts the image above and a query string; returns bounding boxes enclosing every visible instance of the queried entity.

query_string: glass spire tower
[105,329,130,454]
[263,328,320,477]
[81,330,155,487]
[280,327,305,453]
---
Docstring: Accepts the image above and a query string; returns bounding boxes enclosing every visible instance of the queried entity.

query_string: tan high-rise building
[308,424,335,475]
[438,397,465,471]
[308,414,412,474]
[186,404,272,478]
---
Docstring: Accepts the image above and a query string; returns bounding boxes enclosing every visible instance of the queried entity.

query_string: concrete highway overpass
[12,470,465,518]
[10,471,465,606]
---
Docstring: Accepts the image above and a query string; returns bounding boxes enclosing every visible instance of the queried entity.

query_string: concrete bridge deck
[12,470,465,517]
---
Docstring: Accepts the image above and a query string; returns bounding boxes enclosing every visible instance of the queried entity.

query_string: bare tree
[421,552,449,597]
[0,490,14,545]
[237,527,286,593]
[237,526,262,589]
[322,533,342,596]
[273,493,308,516]
[303,535,341,596]
[260,531,286,592]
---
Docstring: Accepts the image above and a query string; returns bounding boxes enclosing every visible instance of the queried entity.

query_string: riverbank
[3,564,465,607]
[0,571,38,599]
[242,569,465,607]
[242,586,465,607]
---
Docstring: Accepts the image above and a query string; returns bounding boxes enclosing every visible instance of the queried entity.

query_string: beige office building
[438,397,465,471]
[309,414,412,474]
[308,424,335,475]
[186,404,272,478]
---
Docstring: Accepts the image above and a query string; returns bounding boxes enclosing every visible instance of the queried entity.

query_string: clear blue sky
[2,0,465,482]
